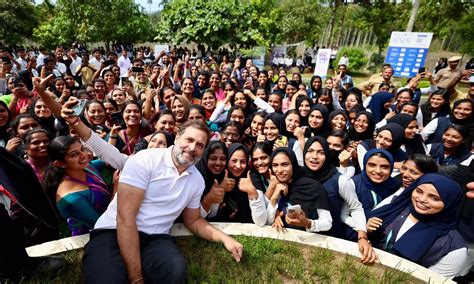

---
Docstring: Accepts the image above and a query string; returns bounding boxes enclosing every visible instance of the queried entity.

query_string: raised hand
[219,170,235,192]
[239,171,258,200]
[33,74,55,95]
[204,179,225,204]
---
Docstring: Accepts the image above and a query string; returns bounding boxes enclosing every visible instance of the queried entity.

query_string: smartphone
[110,111,126,129]
[287,204,302,215]
[131,67,144,73]
[418,67,425,74]
[119,77,129,88]
[103,59,115,67]
[274,135,288,147]
[72,99,87,116]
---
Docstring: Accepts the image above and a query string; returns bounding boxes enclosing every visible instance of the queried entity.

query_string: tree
[456,9,474,56]
[275,0,328,46]
[0,0,39,45]
[406,0,420,32]
[33,0,155,50]
[154,0,278,48]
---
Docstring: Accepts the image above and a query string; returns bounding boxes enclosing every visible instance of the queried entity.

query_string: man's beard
[173,146,201,167]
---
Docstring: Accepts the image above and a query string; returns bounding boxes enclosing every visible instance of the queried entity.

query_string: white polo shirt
[94,147,205,235]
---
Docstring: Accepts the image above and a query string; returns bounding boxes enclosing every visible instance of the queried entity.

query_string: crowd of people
[0,44,473,282]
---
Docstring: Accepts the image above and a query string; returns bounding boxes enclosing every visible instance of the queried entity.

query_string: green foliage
[155,0,279,48]
[368,52,385,73]
[33,0,154,49]
[336,47,368,72]
[0,0,39,45]
[275,0,328,45]
[456,8,474,56]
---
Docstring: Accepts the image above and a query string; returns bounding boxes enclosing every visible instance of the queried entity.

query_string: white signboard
[313,48,331,78]
[154,44,169,57]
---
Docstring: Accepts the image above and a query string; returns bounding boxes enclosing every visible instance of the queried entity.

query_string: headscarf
[450,99,474,145]
[368,91,394,123]
[263,112,285,141]
[220,143,252,223]
[388,114,426,155]
[368,174,463,263]
[352,148,401,212]
[295,96,312,126]
[195,141,228,197]
[302,136,337,184]
[0,101,13,144]
[304,105,330,138]
[363,123,408,162]
[271,147,330,216]
[348,111,375,141]
[328,109,348,131]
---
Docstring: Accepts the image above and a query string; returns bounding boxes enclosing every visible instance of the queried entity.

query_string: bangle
[109,136,118,139]
[131,277,143,284]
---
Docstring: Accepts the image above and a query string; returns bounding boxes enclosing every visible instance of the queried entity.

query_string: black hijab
[304,105,330,138]
[295,96,312,126]
[195,141,228,196]
[302,136,337,184]
[451,99,474,144]
[271,148,330,216]
[348,111,375,141]
[328,109,348,131]
[220,143,252,223]
[388,113,425,155]
[263,112,285,145]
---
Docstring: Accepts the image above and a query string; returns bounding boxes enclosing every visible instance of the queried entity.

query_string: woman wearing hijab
[387,113,426,156]
[422,98,474,145]
[302,137,367,240]
[345,149,401,214]
[267,148,332,233]
[217,143,253,223]
[367,174,468,279]
[328,109,348,132]
[196,141,228,219]
[259,112,288,149]
[367,91,395,124]
[357,123,408,171]
[348,111,375,143]
[427,124,472,166]
[295,96,312,127]
[304,105,330,139]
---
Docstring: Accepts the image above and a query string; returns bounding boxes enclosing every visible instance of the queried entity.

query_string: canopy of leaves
[0,0,39,45]
[155,0,279,48]
[456,8,474,56]
[33,0,155,49]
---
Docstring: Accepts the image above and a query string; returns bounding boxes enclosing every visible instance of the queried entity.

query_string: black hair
[189,104,206,118]
[221,120,242,134]
[327,130,349,148]
[406,154,438,174]
[445,123,470,141]
[43,136,81,200]
[10,114,38,136]
[23,128,50,146]
[251,141,272,157]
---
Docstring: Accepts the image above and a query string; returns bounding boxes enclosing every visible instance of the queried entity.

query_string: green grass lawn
[22,236,422,283]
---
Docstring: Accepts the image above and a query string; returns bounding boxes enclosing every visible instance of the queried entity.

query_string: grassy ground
[20,235,422,283]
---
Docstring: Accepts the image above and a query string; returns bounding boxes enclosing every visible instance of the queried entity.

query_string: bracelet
[66,118,80,126]
[131,277,143,284]
[358,236,371,243]
[109,136,118,139]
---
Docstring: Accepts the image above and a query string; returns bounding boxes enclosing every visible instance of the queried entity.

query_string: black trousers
[83,229,186,284]
[0,205,29,276]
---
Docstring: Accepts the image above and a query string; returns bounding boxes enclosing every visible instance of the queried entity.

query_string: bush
[336,47,368,72]
[368,52,385,73]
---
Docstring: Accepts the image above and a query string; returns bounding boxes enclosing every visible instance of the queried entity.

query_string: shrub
[336,47,368,72]
[368,52,385,73]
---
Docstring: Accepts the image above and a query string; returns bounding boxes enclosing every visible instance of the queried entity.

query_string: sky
[34,0,163,13]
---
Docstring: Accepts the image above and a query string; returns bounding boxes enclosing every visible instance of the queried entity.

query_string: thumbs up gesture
[239,171,258,199]
[219,170,236,192]
[204,179,225,204]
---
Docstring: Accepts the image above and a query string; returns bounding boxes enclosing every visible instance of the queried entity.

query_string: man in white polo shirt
[83,120,243,284]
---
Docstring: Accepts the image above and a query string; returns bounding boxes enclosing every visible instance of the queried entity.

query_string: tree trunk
[446,30,456,51]
[406,0,420,32]
[336,6,346,47]
[362,30,369,47]
[355,29,362,47]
